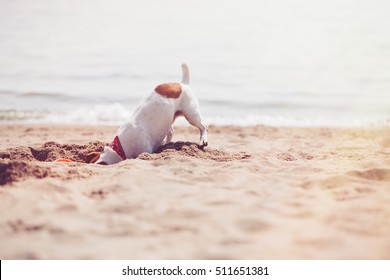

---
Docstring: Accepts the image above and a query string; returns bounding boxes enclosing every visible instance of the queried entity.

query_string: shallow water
[0,0,389,126]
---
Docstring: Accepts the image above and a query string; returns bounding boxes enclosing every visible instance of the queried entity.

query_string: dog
[87,63,208,165]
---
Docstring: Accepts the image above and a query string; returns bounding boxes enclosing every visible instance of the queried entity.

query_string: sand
[0,124,389,259]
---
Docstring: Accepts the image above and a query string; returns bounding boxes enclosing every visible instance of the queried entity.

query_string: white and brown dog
[88,64,208,165]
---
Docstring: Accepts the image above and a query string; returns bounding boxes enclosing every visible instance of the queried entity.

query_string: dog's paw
[199,139,208,148]
[161,139,172,146]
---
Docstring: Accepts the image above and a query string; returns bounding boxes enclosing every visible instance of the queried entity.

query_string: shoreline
[0,123,389,147]
[0,113,389,129]
[0,124,389,259]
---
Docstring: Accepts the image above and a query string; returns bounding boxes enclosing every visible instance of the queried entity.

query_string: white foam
[41,103,132,125]
[203,115,390,128]
[2,104,388,128]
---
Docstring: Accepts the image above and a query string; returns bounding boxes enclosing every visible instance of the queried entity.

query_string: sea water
[0,0,389,127]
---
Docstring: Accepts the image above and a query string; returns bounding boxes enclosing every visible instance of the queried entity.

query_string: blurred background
[0,0,389,126]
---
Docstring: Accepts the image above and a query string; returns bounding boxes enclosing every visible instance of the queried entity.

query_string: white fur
[96,63,208,165]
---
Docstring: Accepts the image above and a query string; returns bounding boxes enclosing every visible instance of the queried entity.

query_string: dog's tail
[181,63,190,84]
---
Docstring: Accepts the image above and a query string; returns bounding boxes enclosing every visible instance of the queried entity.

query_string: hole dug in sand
[0,141,249,164]
[0,141,106,163]
[0,141,249,185]
[0,141,106,186]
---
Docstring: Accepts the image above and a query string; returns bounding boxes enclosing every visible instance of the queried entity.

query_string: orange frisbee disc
[54,158,73,163]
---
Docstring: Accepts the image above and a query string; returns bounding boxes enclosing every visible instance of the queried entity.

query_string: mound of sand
[139,141,250,162]
[0,140,249,186]
[0,160,96,186]
[0,161,55,185]
[0,141,109,185]
[0,141,107,163]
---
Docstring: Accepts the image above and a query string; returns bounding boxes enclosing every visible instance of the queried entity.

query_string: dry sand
[0,124,389,259]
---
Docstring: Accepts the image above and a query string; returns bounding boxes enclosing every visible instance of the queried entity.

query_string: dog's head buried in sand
[87,63,208,165]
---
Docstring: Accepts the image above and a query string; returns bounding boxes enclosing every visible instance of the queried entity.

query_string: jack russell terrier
[87,63,208,165]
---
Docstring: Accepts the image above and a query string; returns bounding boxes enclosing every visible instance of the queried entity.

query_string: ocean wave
[16,92,71,100]
[0,109,49,121]
[1,105,388,128]
[203,115,390,128]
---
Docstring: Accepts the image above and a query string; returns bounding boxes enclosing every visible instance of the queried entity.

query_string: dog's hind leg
[183,111,208,147]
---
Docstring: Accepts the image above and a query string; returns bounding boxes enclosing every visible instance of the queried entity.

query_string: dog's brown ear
[85,152,101,164]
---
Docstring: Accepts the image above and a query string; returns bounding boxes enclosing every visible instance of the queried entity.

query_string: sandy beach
[0,124,389,259]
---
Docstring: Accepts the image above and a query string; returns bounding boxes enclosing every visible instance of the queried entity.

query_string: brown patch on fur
[155,83,182,98]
